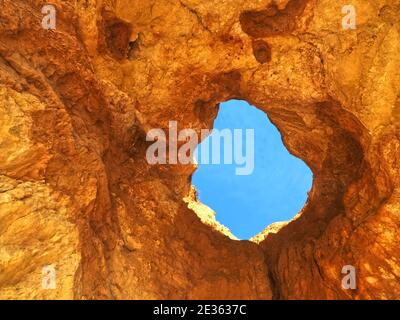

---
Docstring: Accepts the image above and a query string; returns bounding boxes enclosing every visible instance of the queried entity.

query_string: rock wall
[0,0,399,299]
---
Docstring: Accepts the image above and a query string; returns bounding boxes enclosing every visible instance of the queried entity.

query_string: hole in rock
[192,100,313,240]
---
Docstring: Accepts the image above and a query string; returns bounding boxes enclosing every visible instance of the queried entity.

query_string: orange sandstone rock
[0,0,399,299]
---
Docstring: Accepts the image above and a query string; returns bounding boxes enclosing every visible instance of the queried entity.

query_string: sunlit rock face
[0,0,399,299]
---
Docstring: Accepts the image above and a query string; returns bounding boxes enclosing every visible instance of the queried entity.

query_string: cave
[0,0,398,300]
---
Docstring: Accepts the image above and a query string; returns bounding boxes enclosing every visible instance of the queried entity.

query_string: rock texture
[0,0,399,299]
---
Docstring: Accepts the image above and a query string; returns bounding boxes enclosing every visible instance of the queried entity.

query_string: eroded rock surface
[0,0,399,299]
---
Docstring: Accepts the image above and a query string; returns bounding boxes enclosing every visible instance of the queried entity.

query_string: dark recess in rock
[102,11,133,60]
[240,0,309,38]
[252,39,271,64]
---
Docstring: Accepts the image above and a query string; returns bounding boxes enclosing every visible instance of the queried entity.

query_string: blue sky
[192,100,313,240]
